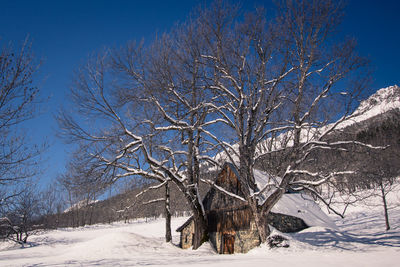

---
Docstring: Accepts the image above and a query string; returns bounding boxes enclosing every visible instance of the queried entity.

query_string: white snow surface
[272,194,337,229]
[1,186,400,267]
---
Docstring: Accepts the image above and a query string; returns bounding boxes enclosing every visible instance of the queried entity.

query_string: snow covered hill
[1,186,399,267]
[338,85,400,129]
[64,199,99,213]
[215,85,400,163]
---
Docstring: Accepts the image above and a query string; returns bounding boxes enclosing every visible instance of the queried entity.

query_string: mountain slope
[338,85,400,129]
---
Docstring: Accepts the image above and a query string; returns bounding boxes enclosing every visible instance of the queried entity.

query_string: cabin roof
[224,162,240,179]
[176,216,193,232]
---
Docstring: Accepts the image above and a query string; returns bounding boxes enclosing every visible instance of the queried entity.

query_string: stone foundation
[267,212,308,233]
[209,220,261,254]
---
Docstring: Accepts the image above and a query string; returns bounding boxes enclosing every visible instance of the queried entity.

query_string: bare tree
[58,0,376,248]
[354,113,400,230]
[40,183,61,217]
[1,182,41,243]
[135,181,172,242]
[0,38,43,206]
[251,0,370,240]
[38,182,66,228]
[197,0,373,242]
[57,148,106,227]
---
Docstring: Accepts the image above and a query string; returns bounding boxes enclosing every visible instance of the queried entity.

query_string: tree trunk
[380,182,390,231]
[248,199,270,243]
[89,206,94,225]
[192,212,207,249]
[22,230,28,243]
[253,211,270,243]
[165,181,172,243]
[239,144,257,192]
[169,173,207,250]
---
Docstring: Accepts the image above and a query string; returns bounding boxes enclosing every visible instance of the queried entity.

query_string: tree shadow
[292,228,400,251]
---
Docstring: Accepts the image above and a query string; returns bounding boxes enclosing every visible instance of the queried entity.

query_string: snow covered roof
[253,168,336,229]
[272,193,337,229]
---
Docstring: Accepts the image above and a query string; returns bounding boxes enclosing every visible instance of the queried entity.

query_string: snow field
[1,194,399,267]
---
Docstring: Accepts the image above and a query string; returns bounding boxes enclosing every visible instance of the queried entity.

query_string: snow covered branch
[296,185,345,218]
[136,181,168,198]
[288,170,354,187]
[142,198,166,205]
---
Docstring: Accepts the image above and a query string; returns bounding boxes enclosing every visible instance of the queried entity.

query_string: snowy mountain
[338,85,400,129]
[215,85,400,163]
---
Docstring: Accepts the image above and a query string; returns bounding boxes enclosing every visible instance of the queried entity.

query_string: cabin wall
[235,220,261,253]
[210,220,261,254]
[180,220,195,249]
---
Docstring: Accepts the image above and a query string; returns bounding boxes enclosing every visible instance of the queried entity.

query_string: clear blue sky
[1,0,399,187]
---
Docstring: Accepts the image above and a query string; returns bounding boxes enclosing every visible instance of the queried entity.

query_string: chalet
[177,162,335,254]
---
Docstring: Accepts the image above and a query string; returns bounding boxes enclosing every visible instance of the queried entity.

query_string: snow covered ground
[1,190,399,267]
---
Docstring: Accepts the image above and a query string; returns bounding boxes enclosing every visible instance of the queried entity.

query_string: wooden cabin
[177,163,308,254]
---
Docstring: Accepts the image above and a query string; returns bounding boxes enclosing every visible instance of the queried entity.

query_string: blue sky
[1,0,399,187]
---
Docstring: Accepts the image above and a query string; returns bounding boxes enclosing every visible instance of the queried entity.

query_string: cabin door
[222,234,235,254]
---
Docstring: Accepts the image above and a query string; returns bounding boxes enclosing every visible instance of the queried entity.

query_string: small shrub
[267,235,290,248]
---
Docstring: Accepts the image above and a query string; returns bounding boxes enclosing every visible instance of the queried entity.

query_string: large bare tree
[186,0,373,242]
[58,0,377,247]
